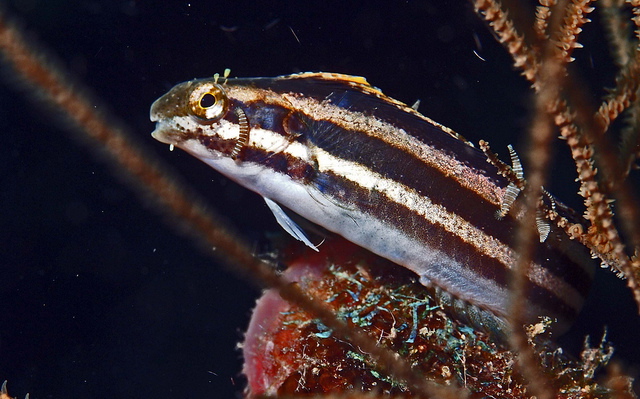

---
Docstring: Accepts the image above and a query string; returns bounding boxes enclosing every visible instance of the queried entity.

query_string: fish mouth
[150,97,174,144]
[151,122,177,145]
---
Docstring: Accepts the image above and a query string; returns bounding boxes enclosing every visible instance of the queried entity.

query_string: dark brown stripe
[199,131,235,156]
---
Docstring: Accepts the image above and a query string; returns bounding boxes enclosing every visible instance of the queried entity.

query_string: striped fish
[150,72,594,337]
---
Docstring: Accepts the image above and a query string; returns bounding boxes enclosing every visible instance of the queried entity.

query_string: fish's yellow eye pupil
[189,82,229,122]
[199,93,216,108]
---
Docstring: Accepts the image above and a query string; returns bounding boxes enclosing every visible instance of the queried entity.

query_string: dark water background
[1,0,639,397]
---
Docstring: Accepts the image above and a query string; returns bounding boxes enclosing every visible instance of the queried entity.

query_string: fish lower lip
[151,124,174,145]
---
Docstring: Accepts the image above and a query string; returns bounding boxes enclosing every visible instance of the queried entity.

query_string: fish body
[150,72,594,336]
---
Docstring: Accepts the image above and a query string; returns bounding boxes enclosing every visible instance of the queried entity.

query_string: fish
[150,71,595,337]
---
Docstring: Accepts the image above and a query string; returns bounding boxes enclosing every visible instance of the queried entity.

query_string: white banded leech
[150,72,595,340]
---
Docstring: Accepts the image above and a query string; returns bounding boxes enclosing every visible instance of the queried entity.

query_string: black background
[1,0,639,398]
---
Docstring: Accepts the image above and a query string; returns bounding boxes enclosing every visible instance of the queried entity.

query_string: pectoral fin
[263,197,319,252]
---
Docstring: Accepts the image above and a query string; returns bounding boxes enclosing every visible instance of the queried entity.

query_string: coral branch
[600,0,634,68]
[596,53,640,137]
[474,0,539,82]
[553,0,594,64]
[479,140,525,189]
[535,0,557,40]
[507,5,569,398]
[615,1,640,178]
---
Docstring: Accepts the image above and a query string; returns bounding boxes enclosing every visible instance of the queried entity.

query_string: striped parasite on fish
[150,72,594,338]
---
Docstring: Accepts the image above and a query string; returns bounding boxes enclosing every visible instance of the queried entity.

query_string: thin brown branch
[618,102,640,178]
[474,0,540,82]
[507,3,569,399]
[600,0,634,68]
[510,110,558,399]
[631,0,640,41]
[596,52,640,138]
[535,0,557,40]
[479,139,525,189]
[553,0,594,64]
[614,1,640,178]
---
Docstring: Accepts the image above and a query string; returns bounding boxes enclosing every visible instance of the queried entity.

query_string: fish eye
[188,82,229,121]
